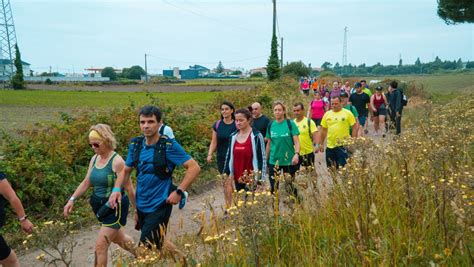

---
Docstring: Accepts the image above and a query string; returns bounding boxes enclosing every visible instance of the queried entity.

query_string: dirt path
[18,183,226,266]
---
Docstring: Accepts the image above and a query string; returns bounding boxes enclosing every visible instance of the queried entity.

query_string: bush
[44,78,53,85]
[250,72,263,78]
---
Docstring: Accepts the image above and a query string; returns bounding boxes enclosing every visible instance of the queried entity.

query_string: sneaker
[382,133,386,138]
[179,191,188,209]
[364,129,369,135]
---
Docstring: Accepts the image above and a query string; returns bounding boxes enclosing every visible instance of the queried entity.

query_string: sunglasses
[89,142,101,148]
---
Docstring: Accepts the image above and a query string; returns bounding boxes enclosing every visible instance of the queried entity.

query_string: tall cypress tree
[267,34,281,81]
[266,0,280,81]
[12,44,25,89]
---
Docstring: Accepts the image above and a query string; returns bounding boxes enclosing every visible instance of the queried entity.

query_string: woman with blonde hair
[64,124,136,266]
[265,101,300,197]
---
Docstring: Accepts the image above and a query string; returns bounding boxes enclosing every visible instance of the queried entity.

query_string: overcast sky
[14,0,473,74]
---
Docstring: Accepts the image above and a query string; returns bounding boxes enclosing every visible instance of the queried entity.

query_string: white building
[0,59,31,77]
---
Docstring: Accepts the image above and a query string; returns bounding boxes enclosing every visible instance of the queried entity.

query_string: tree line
[281,57,473,78]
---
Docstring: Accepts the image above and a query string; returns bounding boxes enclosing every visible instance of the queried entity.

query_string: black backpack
[130,125,173,180]
[399,89,408,107]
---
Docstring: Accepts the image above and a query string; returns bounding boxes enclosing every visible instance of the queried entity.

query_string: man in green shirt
[341,92,360,136]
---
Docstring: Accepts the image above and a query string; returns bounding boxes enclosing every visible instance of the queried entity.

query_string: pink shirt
[310,99,325,119]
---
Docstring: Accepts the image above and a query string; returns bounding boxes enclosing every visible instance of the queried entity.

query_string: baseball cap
[376,86,383,91]
[354,82,362,88]
[340,92,349,98]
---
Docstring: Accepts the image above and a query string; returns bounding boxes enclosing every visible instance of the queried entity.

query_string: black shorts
[374,108,387,116]
[0,235,11,261]
[234,181,249,192]
[137,203,173,249]
[311,118,322,126]
[268,164,298,194]
[299,153,315,168]
[90,193,129,229]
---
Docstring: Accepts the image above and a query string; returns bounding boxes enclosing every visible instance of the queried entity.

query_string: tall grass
[119,97,473,266]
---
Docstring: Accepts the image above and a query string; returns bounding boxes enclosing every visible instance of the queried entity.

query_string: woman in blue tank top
[63,124,136,266]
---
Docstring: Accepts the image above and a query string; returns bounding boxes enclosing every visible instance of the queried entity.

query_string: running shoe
[179,191,188,209]
[364,129,369,135]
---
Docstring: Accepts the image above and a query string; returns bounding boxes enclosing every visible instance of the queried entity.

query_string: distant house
[163,65,210,79]
[0,59,31,76]
[249,67,267,77]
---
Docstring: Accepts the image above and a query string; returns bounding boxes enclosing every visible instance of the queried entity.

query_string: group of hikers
[0,79,405,266]
[301,77,405,136]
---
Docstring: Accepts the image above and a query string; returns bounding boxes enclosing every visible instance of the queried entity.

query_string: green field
[365,72,473,102]
[0,90,216,131]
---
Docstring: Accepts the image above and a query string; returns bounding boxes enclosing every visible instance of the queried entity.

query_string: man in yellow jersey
[318,96,357,169]
[292,102,319,168]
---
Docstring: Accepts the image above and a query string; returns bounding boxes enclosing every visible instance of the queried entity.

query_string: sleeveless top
[89,152,118,199]
[373,94,386,110]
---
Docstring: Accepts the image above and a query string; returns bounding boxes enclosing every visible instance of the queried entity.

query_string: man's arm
[167,159,201,205]
[0,179,34,233]
[395,90,402,115]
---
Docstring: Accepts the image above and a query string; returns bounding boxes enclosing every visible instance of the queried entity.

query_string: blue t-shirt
[125,138,191,212]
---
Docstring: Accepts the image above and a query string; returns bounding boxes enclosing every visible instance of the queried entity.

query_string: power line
[162,0,265,35]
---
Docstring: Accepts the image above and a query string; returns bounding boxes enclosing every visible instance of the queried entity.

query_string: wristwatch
[176,188,184,197]
[18,215,28,222]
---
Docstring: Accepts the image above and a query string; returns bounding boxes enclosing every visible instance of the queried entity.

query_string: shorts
[137,203,173,249]
[358,115,368,126]
[235,181,249,192]
[326,146,349,169]
[268,164,298,197]
[0,235,11,261]
[90,193,129,229]
[302,90,310,96]
[299,153,315,168]
[374,109,387,116]
[311,118,322,126]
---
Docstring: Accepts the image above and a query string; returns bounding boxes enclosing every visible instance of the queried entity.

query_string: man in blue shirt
[108,105,200,249]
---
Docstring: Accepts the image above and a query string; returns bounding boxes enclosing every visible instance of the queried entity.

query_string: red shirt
[233,134,253,182]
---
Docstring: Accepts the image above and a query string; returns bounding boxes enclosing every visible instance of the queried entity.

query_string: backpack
[267,119,295,145]
[130,124,173,180]
[400,89,408,107]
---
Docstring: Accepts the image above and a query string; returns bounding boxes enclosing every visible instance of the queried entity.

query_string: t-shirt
[266,119,300,166]
[294,117,317,156]
[212,120,237,161]
[310,100,325,119]
[232,135,253,182]
[363,88,372,97]
[252,115,270,137]
[344,104,359,118]
[321,109,356,149]
[349,92,370,117]
[0,172,6,228]
[125,138,191,212]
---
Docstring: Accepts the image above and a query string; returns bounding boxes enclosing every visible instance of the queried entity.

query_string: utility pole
[144,53,148,82]
[342,26,348,66]
[273,0,276,36]
[0,0,17,78]
[280,37,283,69]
